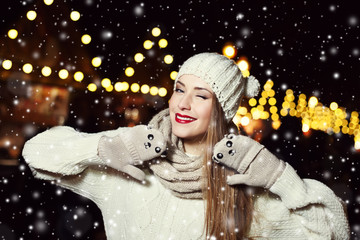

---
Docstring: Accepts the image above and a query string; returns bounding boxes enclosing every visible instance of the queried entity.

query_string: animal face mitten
[98,125,166,181]
[212,134,285,188]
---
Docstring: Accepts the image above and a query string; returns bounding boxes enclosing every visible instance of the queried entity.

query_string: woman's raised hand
[212,134,285,189]
[98,125,166,181]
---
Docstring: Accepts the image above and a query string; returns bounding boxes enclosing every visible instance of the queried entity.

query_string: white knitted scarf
[148,108,204,199]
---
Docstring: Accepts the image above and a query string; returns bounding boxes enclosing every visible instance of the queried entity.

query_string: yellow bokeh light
[233,115,241,126]
[237,60,249,71]
[308,96,318,108]
[261,91,268,98]
[282,101,291,109]
[134,53,144,63]
[261,111,270,119]
[125,67,135,77]
[222,45,236,58]
[290,102,296,109]
[8,29,18,39]
[41,66,52,77]
[158,87,167,97]
[286,89,293,95]
[240,116,250,126]
[74,71,84,82]
[270,106,278,114]
[299,93,307,100]
[87,83,97,92]
[272,120,281,130]
[152,27,161,37]
[268,97,277,105]
[351,111,359,118]
[170,71,178,80]
[268,89,275,97]
[342,119,348,127]
[259,98,267,105]
[238,107,247,115]
[22,63,33,74]
[241,69,250,78]
[141,84,150,94]
[252,108,261,120]
[114,82,123,92]
[280,108,288,116]
[164,55,173,64]
[106,85,114,92]
[122,82,129,91]
[334,108,344,117]
[330,102,338,111]
[101,78,111,88]
[44,0,54,5]
[289,109,297,116]
[91,57,102,67]
[27,10,37,21]
[355,141,360,150]
[81,34,91,44]
[58,69,69,79]
[70,11,81,21]
[114,82,130,92]
[302,123,310,132]
[271,113,279,121]
[257,105,264,112]
[158,39,168,48]
[150,86,159,96]
[335,119,342,127]
[264,82,272,91]
[131,83,140,93]
[2,60,12,70]
[143,40,153,50]
[248,98,257,107]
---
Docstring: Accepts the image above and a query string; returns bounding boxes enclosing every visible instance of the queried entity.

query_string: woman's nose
[178,94,191,110]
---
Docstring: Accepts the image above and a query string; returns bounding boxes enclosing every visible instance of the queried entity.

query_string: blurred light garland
[1,0,171,98]
[232,79,360,150]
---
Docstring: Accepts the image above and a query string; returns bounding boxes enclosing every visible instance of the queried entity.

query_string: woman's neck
[183,138,206,156]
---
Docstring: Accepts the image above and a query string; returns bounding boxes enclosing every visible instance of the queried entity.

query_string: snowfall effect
[0,0,359,239]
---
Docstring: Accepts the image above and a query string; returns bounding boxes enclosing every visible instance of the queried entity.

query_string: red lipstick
[175,113,196,124]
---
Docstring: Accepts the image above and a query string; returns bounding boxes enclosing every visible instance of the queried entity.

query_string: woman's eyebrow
[177,81,185,87]
[177,81,212,94]
[194,87,213,94]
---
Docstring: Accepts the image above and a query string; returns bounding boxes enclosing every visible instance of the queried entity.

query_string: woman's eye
[175,88,184,93]
[196,95,207,100]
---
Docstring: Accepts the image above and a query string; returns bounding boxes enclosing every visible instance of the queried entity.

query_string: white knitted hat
[174,52,260,121]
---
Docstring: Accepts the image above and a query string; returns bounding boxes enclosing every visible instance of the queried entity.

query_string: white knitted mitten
[212,134,285,189]
[98,125,166,181]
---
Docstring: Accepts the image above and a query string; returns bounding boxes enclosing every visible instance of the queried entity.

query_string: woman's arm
[269,163,350,239]
[23,125,166,179]
[212,134,350,239]
[22,126,122,205]
[22,125,166,204]
[22,126,119,179]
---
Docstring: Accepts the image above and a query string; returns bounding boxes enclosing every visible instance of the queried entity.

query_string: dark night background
[0,0,359,239]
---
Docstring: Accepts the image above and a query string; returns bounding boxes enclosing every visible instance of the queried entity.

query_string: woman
[22,52,350,239]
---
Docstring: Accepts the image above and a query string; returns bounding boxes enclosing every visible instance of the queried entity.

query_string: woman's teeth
[177,115,195,121]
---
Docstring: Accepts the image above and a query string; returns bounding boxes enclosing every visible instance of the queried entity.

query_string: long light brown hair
[202,97,254,239]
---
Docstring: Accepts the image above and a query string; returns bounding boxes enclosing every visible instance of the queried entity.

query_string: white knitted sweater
[22,126,350,240]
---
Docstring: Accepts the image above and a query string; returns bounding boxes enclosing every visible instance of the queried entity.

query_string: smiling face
[169,75,214,144]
